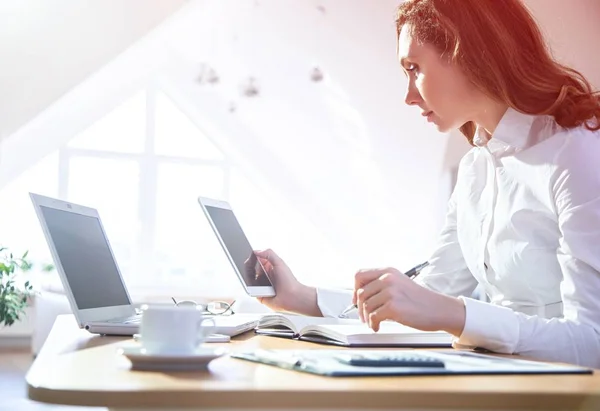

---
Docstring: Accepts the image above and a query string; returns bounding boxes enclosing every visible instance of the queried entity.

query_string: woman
[255,0,600,368]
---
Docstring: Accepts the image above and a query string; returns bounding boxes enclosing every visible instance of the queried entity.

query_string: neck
[474,102,509,137]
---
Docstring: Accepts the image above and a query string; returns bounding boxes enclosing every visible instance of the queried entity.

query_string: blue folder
[231,349,593,377]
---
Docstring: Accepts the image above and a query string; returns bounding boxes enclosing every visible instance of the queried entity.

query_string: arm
[455,132,600,368]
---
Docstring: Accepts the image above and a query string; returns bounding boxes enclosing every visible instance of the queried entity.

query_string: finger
[368,302,393,332]
[257,296,274,304]
[354,267,397,292]
[254,249,283,265]
[256,255,272,267]
[356,280,386,322]
[352,269,384,305]
[356,288,365,323]
[258,258,274,272]
[357,275,389,303]
[357,273,398,329]
[363,290,388,328]
[361,289,389,320]
[352,268,397,305]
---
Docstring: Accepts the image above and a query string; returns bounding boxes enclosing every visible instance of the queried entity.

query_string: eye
[406,64,419,75]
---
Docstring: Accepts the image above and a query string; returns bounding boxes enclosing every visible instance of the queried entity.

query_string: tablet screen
[204,205,273,287]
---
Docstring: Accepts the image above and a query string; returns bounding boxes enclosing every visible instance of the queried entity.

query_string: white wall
[526,0,600,89]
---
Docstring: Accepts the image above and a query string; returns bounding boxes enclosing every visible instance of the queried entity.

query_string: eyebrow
[399,56,416,68]
[399,56,416,77]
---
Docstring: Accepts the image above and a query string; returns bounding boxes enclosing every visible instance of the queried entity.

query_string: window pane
[155,91,224,160]
[67,156,140,280]
[153,163,239,294]
[68,90,146,154]
[0,152,58,267]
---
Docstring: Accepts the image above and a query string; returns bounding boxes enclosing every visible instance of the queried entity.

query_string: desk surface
[26,315,600,410]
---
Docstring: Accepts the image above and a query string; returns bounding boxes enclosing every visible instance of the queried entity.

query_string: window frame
[57,85,233,291]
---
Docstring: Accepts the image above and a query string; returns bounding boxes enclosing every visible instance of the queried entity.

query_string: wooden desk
[26,315,600,411]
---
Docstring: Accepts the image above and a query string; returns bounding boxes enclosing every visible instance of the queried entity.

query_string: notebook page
[259,314,357,333]
[304,322,452,345]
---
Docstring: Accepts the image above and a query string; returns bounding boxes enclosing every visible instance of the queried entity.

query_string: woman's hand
[254,249,322,316]
[353,267,466,336]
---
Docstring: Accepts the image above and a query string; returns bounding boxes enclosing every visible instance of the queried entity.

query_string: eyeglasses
[171,297,235,316]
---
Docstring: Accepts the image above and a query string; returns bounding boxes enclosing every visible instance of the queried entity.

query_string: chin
[435,122,451,133]
[434,118,457,134]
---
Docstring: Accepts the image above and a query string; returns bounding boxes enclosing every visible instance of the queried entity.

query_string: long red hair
[395,0,600,144]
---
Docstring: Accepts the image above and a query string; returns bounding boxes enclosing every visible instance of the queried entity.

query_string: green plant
[0,247,40,327]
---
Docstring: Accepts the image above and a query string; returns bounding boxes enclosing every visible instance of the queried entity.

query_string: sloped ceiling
[0,0,186,140]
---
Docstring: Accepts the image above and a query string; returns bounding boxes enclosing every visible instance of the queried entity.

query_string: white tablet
[197,196,276,297]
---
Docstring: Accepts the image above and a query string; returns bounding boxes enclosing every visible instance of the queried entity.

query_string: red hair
[396,0,600,144]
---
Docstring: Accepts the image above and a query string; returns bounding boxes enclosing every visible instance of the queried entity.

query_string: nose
[404,80,422,106]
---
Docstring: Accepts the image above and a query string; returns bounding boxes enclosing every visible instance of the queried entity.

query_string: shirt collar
[473,107,537,150]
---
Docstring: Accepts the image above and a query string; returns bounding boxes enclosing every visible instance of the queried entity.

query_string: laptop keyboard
[107,315,141,324]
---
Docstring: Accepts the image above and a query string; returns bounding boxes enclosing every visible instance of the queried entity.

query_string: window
[0,152,59,265]
[0,87,247,297]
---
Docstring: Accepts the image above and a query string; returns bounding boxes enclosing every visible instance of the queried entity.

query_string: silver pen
[338,261,430,318]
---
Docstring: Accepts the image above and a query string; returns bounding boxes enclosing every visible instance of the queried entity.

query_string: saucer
[118,345,228,371]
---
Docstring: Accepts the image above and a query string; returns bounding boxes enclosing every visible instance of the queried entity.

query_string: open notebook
[255,313,453,347]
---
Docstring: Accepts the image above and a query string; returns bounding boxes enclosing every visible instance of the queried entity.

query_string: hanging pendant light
[310,66,324,82]
[240,76,259,97]
[310,4,326,83]
[196,63,220,85]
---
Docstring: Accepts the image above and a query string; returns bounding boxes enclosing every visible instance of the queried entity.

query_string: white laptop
[29,193,259,337]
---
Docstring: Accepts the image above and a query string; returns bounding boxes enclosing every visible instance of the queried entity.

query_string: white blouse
[316,108,600,368]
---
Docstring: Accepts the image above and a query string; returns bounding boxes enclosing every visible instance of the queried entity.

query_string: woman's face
[397,24,483,133]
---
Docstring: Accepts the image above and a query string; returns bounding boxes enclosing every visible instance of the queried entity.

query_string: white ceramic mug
[138,304,216,355]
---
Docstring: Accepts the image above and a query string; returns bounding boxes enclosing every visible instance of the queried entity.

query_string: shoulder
[515,118,600,171]
[550,125,600,210]
[552,125,600,168]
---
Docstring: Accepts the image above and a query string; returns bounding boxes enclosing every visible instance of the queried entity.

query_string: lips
[422,111,433,117]
[424,111,435,123]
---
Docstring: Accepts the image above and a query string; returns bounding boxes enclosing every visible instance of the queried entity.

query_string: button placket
[479,146,499,281]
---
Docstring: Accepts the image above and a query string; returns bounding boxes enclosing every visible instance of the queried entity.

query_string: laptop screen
[40,206,131,310]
